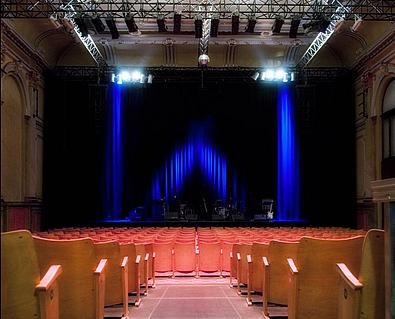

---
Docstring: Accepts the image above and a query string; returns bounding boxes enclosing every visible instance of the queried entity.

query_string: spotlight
[319,18,331,33]
[245,15,256,33]
[259,68,296,82]
[92,15,105,34]
[271,16,284,34]
[210,18,219,37]
[289,17,300,38]
[157,15,167,32]
[125,15,138,33]
[105,17,119,39]
[173,13,181,33]
[252,72,259,81]
[112,70,152,85]
[231,13,239,34]
[195,16,203,38]
[147,74,154,84]
[131,71,142,82]
[74,14,89,37]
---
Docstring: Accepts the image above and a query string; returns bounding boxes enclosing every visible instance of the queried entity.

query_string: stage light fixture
[74,14,89,37]
[105,17,119,39]
[252,72,260,81]
[157,15,167,32]
[195,16,203,38]
[245,15,256,33]
[289,17,300,38]
[271,16,284,34]
[319,17,331,33]
[111,70,152,85]
[125,15,138,33]
[91,15,105,34]
[260,68,295,82]
[210,17,219,37]
[231,13,239,35]
[173,13,181,33]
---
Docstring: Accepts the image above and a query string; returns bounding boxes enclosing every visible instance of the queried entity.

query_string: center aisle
[107,277,267,319]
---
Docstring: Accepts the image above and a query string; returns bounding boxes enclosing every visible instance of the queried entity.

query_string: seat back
[295,236,364,319]
[199,241,221,272]
[238,244,253,284]
[34,236,97,319]
[1,230,41,319]
[359,229,385,319]
[153,241,174,272]
[268,240,298,304]
[174,241,196,273]
[250,242,269,292]
[94,241,122,306]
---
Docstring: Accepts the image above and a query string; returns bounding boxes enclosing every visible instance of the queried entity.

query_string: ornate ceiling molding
[1,21,48,71]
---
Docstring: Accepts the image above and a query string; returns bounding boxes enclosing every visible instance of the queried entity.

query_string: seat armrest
[144,253,149,262]
[121,256,128,268]
[94,259,107,274]
[36,265,62,291]
[287,258,298,274]
[262,256,269,267]
[136,255,141,264]
[247,254,252,263]
[237,253,241,261]
[336,263,363,290]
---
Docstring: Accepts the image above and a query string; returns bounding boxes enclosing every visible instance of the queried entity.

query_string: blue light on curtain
[104,83,124,219]
[277,85,300,221]
[151,135,229,203]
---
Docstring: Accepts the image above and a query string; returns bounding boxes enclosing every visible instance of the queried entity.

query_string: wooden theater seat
[135,243,155,293]
[246,242,269,305]
[119,242,142,306]
[94,241,129,316]
[235,243,253,295]
[33,236,108,319]
[1,230,62,319]
[173,240,198,277]
[153,240,174,275]
[286,235,364,319]
[336,229,384,319]
[198,241,221,275]
[260,240,299,316]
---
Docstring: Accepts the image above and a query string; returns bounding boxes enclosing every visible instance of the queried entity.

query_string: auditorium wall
[354,31,395,229]
[1,22,46,231]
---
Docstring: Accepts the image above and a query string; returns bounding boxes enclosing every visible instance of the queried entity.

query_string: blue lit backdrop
[277,85,300,221]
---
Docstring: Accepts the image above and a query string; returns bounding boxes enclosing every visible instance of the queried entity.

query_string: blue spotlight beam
[277,85,300,221]
[105,83,124,219]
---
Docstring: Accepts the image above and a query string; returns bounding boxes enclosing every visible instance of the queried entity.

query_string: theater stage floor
[105,277,287,319]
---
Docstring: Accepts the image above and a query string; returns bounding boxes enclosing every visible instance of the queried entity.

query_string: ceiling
[2,2,394,69]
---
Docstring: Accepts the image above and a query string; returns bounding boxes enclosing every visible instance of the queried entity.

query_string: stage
[95,219,309,228]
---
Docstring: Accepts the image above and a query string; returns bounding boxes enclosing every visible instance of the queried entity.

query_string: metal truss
[198,2,214,57]
[1,0,393,20]
[62,3,107,68]
[297,0,351,68]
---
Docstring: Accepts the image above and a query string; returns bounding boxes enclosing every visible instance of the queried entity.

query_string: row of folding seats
[34,227,367,279]
[229,229,384,319]
[1,230,155,319]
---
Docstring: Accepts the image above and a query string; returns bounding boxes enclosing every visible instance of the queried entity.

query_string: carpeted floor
[105,277,287,318]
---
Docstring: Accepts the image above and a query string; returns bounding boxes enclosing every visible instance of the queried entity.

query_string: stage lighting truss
[257,69,295,82]
[111,70,154,84]
[297,0,358,68]
[61,3,107,68]
[1,0,393,21]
